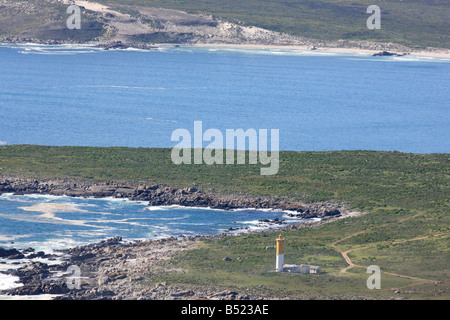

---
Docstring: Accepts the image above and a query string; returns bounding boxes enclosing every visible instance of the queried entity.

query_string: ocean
[0,44,449,152]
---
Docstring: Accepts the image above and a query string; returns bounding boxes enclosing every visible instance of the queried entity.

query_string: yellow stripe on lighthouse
[276,234,285,272]
[276,234,284,254]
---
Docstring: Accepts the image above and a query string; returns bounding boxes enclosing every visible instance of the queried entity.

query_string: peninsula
[0,146,448,300]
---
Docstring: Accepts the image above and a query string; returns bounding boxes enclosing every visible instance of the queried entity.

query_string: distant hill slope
[0,0,106,43]
[93,0,450,49]
[1,0,449,49]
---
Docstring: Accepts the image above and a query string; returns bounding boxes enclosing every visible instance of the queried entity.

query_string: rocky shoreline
[0,216,349,300]
[0,177,344,219]
[0,176,354,300]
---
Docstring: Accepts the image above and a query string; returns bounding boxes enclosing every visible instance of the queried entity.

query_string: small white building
[281,264,320,274]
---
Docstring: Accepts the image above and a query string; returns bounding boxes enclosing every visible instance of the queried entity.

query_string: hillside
[93,0,450,49]
[0,0,105,43]
[1,0,449,51]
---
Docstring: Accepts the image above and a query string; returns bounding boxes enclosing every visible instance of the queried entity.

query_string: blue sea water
[0,193,306,254]
[0,44,449,152]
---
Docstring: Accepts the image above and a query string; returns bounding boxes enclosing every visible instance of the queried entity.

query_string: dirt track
[330,212,449,287]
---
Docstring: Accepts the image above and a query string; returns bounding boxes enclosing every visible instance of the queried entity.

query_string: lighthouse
[276,234,285,272]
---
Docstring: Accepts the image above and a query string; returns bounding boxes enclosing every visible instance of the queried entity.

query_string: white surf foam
[0,273,23,291]
[0,293,62,300]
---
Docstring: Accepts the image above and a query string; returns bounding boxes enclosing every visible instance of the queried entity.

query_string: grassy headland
[0,145,449,299]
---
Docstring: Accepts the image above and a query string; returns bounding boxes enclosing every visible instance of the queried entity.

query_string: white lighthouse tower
[276,234,285,272]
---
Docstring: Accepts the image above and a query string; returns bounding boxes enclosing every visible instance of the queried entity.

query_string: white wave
[77,196,148,207]
[122,47,154,53]
[0,273,23,291]
[0,193,28,202]
[199,47,342,57]
[0,193,14,197]
[239,219,262,225]
[145,206,171,211]
[2,43,97,49]
[145,204,226,212]
[231,207,284,213]
[367,55,450,63]
[18,194,73,201]
[173,205,228,212]
[5,43,101,55]
[19,50,95,55]
[0,294,62,300]
[89,196,136,203]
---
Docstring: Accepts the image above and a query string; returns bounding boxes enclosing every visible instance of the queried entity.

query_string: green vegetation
[0,145,449,299]
[95,0,450,48]
[0,0,105,42]
[0,146,448,210]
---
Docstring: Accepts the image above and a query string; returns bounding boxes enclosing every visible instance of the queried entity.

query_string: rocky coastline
[0,177,344,218]
[0,176,353,300]
[0,218,347,300]
[0,35,431,57]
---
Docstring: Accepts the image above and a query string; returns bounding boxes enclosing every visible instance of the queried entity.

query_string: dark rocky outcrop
[0,248,21,258]
[372,51,410,57]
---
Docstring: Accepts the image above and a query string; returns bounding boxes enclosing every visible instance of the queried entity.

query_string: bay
[0,193,307,252]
